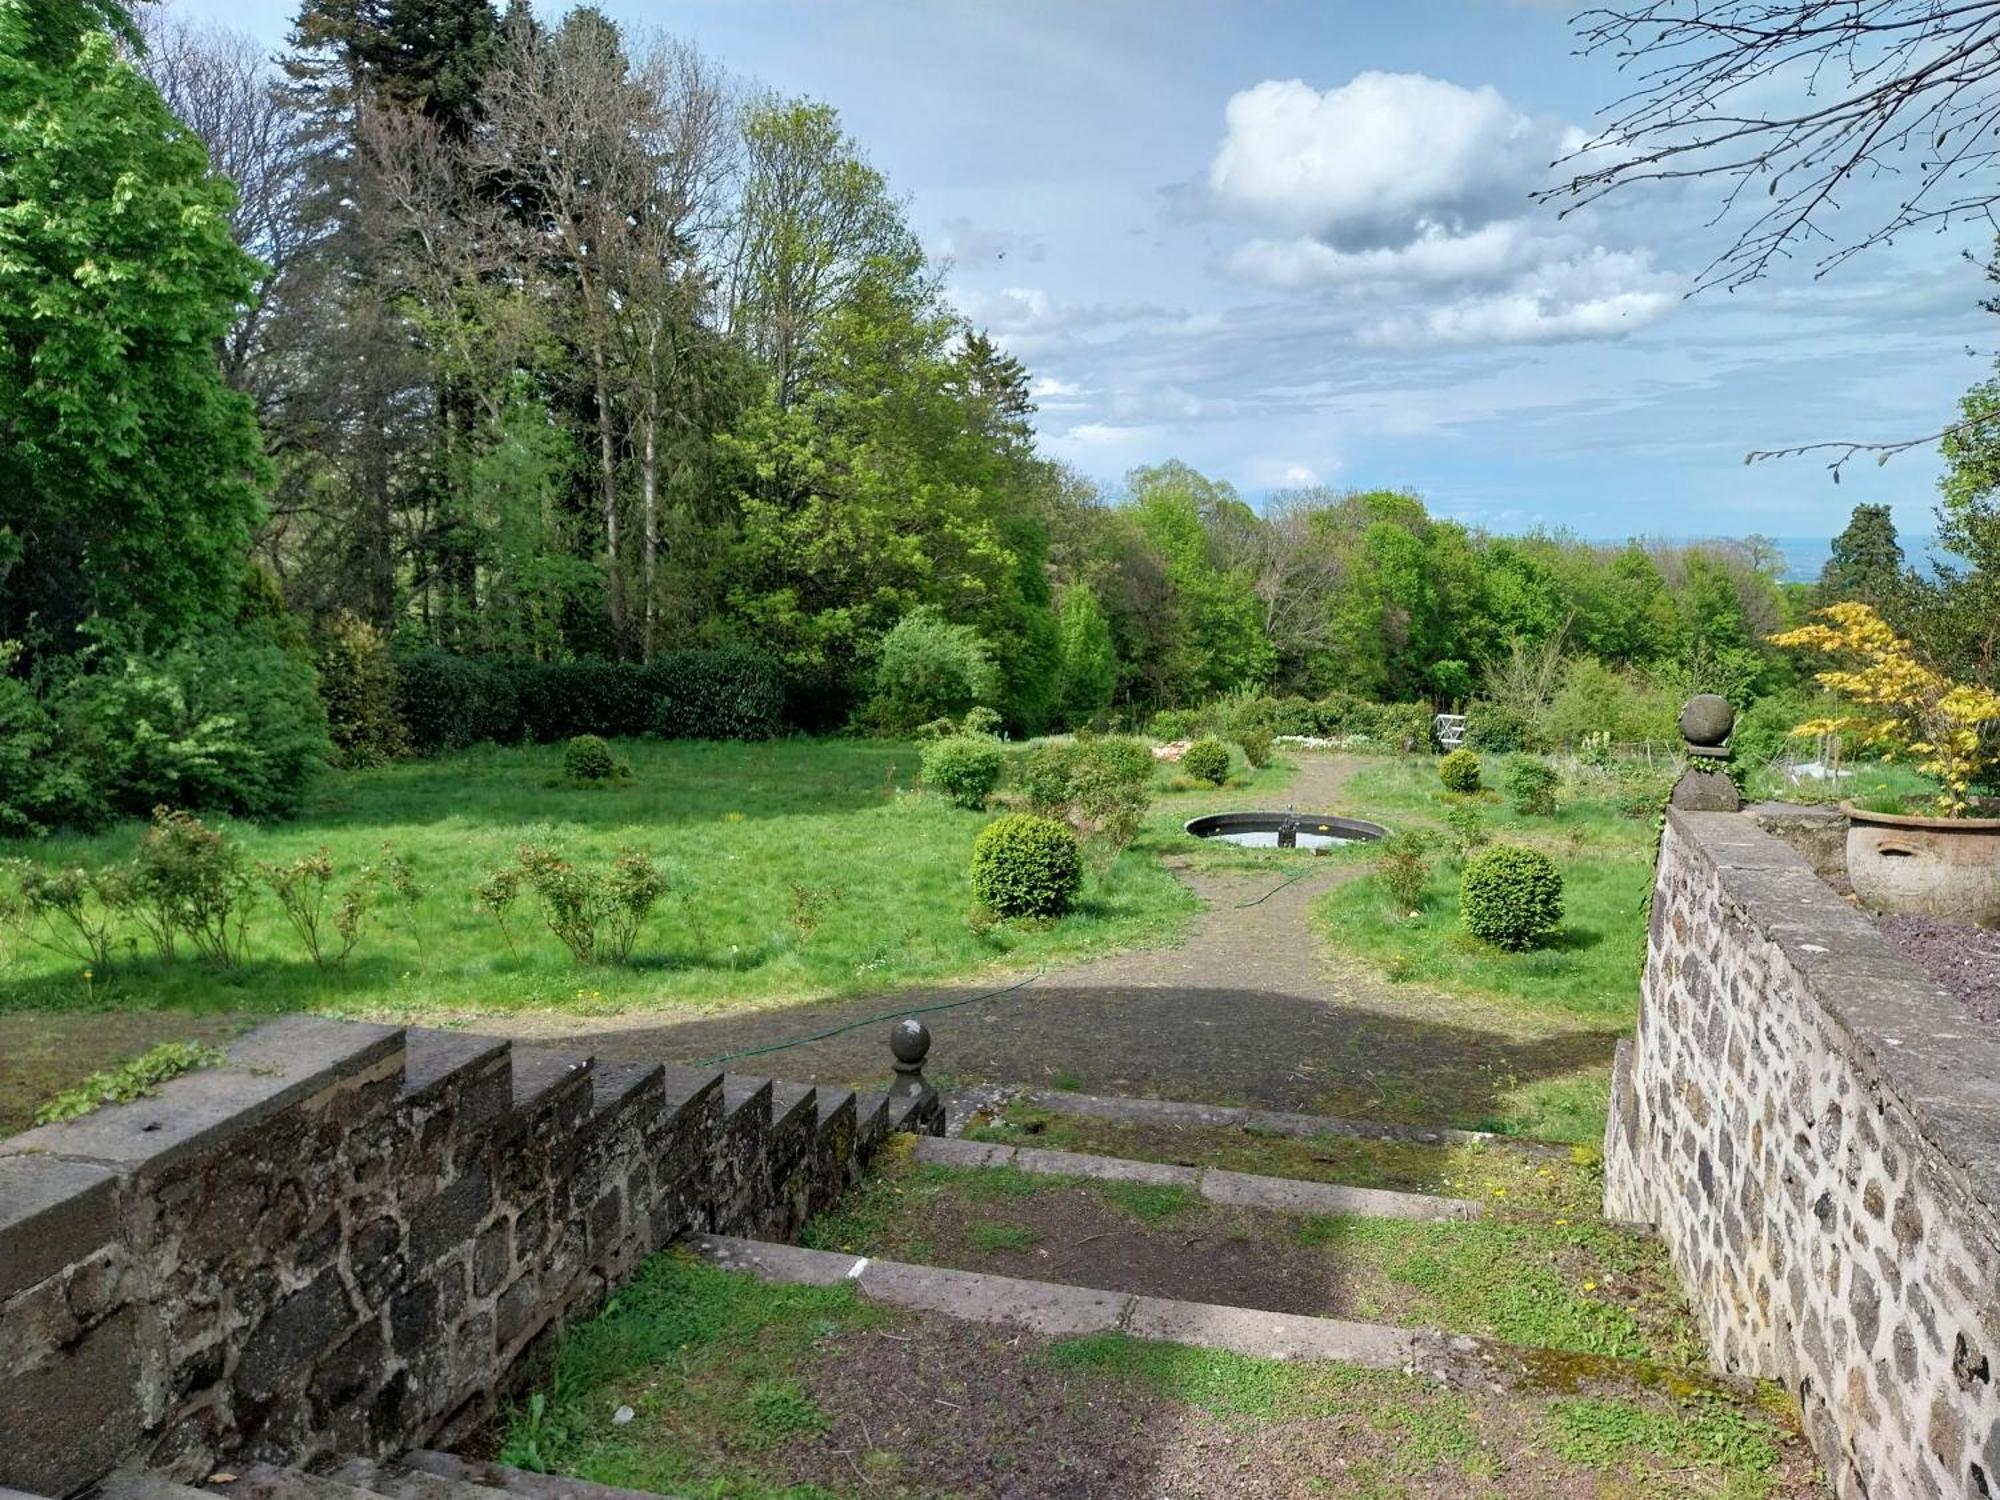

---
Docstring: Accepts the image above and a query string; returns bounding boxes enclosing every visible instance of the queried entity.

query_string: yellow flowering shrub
[1769,602,2000,817]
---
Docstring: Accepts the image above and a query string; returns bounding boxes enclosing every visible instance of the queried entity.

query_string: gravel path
[487,755,1625,1125]
[1878,915,2000,1022]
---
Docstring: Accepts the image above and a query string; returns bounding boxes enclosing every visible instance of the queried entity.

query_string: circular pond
[1184,811,1386,850]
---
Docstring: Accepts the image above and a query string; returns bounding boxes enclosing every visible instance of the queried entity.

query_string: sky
[162,0,1998,544]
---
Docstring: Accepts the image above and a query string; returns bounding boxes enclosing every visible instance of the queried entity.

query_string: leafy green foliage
[395,652,523,754]
[33,1040,225,1125]
[481,843,668,966]
[0,1,267,646]
[1180,737,1231,786]
[970,814,1082,918]
[1017,735,1155,859]
[865,607,1000,735]
[1437,749,1482,794]
[1236,726,1273,768]
[920,735,1004,810]
[316,613,409,769]
[1463,702,1533,752]
[258,848,376,968]
[1460,845,1565,951]
[563,735,623,784]
[1052,585,1116,729]
[129,808,254,968]
[1375,831,1433,912]
[1502,756,1559,817]
[0,861,121,967]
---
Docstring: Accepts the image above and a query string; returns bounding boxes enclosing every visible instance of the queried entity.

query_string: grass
[28,1039,225,1124]
[0,738,1296,1025]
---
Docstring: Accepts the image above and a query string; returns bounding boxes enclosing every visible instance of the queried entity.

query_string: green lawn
[0,738,1294,1024]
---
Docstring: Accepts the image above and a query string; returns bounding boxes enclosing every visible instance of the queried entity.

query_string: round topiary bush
[1237,726,1273,768]
[1181,736,1231,785]
[563,733,619,782]
[970,814,1083,918]
[922,734,1005,810]
[1437,748,1482,794]
[1460,844,1564,950]
[1502,756,1560,817]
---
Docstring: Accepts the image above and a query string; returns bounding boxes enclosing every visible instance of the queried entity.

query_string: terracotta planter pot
[1842,801,2000,928]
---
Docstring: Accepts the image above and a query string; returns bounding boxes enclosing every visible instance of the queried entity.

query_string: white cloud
[1227,221,1542,289]
[1206,72,1683,347]
[935,216,1046,265]
[1030,375,1087,399]
[1209,74,1552,244]
[1360,249,1676,346]
[952,284,1162,358]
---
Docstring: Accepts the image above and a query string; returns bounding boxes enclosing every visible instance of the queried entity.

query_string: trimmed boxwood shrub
[1438,748,1482,794]
[1503,756,1560,817]
[1181,737,1231,785]
[970,813,1083,918]
[1460,845,1564,951]
[563,734,619,782]
[922,735,1005,810]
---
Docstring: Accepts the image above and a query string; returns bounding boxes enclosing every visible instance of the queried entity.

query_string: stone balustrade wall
[0,1019,938,1497]
[1607,810,2000,1497]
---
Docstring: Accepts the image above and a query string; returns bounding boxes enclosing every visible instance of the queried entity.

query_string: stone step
[96,1475,215,1500]
[398,1451,680,1500]
[506,1047,595,1143]
[914,1135,1483,1222]
[1,1489,56,1500]
[195,1463,378,1500]
[1002,1086,1541,1150]
[325,1457,514,1500]
[685,1233,1754,1404]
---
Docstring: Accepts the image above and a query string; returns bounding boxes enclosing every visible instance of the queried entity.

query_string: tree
[724,98,927,409]
[0,0,267,647]
[1125,463,1274,702]
[1813,504,1908,618]
[1053,586,1116,729]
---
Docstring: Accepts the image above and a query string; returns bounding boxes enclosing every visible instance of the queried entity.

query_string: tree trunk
[640,391,658,661]
[592,340,625,648]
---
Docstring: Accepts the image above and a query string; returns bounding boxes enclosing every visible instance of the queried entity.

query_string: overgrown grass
[29,1039,225,1124]
[0,739,1295,1023]
[1316,757,1662,1022]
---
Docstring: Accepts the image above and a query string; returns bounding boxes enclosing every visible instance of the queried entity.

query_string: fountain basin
[1184,811,1386,850]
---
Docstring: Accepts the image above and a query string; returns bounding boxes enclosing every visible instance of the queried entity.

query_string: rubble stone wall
[1607,810,2000,1498]
[0,1019,939,1497]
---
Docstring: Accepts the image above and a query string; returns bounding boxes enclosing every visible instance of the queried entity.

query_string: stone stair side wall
[0,1019,941,1498]
[1606,809,2000,1499]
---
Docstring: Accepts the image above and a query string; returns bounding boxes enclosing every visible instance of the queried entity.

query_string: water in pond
[1206,828,1361,850]
[1183,812,1387,849]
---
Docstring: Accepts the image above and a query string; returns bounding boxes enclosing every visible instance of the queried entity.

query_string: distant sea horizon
[1593,535,1949,585]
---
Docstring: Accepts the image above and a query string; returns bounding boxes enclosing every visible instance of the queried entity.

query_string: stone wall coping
[0,1154,121,1301]
[0,1017,405,1175]
[1672,809,2000,1208]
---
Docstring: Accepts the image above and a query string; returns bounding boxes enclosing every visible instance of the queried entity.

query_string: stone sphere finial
[890,1018,931,1074]
[1678,694,1734,754]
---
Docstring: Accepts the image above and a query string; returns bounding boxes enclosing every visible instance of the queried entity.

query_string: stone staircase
[98,1453,653,1500]
[682,1097,1726,1403]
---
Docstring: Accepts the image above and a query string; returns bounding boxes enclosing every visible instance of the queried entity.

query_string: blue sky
[164,0,1996,542]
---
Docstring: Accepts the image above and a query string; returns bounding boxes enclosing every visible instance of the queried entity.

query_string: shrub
[58,625,327,822]
[1731,689,1813,769]
[316,612,408,768]
[395,650,522,752]
[484,843,668,965]
[0,861,121,967]
[563,734,622,783]
[1017,737,1154,855]
[519,661,653,742]
[129,807,253,967]
[1503,756,1560,817]
[959,705,1004,739]
[970,814,1083,918]
[1442,803,1490,857]
[1460,845,1565,951]
[652,646,785,741]
[1375,831,1432,912]
[1463,703,1532,754]
[259,848,376,968]
[1237,726,1273,768]
[922,735,1005,809]
[1366,701,1436,752]
[1438,749,1483,794]
[1181,737,1231,785]
[1148,708,1202,740]
[868,607,1000,735]
[0,645,96,834]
